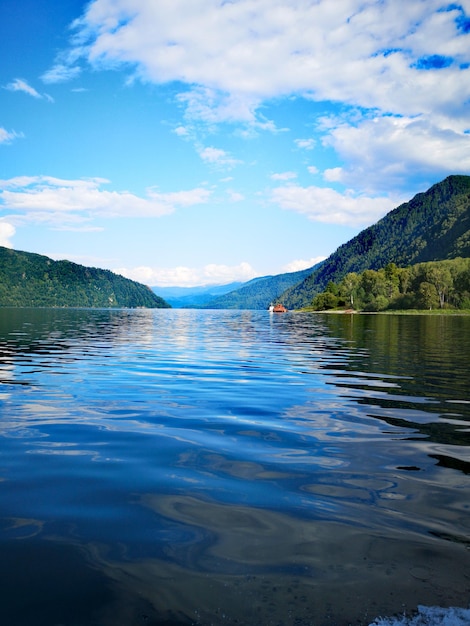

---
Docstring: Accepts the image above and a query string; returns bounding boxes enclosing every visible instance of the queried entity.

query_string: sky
[1,0,470,288]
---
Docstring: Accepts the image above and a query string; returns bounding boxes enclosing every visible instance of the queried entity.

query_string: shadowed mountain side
[281,175,470,309]
[0,247,170,308]
[201,266,321,309]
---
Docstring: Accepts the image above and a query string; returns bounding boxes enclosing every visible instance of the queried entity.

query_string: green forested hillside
[203,266,319,309]
[308,258,470,312]
[282,175,470,309]
[0,247,170,308]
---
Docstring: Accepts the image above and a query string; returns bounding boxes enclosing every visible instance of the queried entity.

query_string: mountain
[281,175,470,309]
[0,247,170,308]
[202,266,320,309]
[152,282,244,307]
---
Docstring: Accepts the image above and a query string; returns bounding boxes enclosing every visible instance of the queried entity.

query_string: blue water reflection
[0,309,468,625]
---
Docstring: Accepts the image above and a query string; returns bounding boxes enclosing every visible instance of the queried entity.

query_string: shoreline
[299,308,470,316]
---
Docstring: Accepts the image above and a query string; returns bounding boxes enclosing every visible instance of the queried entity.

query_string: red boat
[269,303,287,313]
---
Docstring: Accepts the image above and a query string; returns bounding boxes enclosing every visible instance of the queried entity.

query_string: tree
[340,272,360,308]
[359,269,388,309]
[418,282,439,309]
[311,291,339,310]
[364,294,389,312]
[453,262,470,307]
[397,266,412,295]
[384,263,400,299]
[425,265,453,308]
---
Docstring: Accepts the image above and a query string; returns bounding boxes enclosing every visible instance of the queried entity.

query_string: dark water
[0,309,468,626]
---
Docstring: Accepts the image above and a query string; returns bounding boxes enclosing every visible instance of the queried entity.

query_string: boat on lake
[269,303,287,313]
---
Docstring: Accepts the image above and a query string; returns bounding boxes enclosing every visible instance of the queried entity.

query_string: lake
[0,308,468,626]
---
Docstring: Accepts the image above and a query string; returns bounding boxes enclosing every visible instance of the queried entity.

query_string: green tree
[453,261,470,307]
[425,265,453,308]
[359,269,388,308]
[364,294,389,312]
[384,263,400,299]
[397,266,412,295]
[340,272,360,308]
[311,291,339,310]
[418,282,439,309]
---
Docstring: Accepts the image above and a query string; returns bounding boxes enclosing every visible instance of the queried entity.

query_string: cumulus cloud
[174,125,189,137]
[40,0,470,204]
[0,221,15,248]
[47,1,470,126]
[281,256,326,273]
[198,146,241,168]
[321,114,470,193]
[0,176,211,226]
[115,262,258,287]
[178,87,260,125]
[271,184,400,227]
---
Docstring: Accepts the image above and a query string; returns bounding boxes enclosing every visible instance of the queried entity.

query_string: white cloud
[203,262,257,283]
[295,139,316,150]
[0,128,22,144]
[4,78,52,101]
[41,0,470,204]
[307,166,319,175]
[198,146,241,168]
[281,256,326,273]
[270,171,297,181]
[323,168,343,183]
[271,184,400,227]
[5,78,42,98]
[178,87,260,125]
[0,221,15,248]
[0,176,211,226]
[115,262,258,287]
[41,64,82,84]
[50,0,470,128]
[321,114,470,193]
[174,125,189,137]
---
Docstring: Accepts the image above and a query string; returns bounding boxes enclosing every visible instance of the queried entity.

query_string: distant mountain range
[169,175,470,310]
[152,282,244,308]
[153,268,322,309]
[0,247,170,308]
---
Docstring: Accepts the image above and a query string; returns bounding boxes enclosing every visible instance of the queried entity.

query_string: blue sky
[1,0,470,287]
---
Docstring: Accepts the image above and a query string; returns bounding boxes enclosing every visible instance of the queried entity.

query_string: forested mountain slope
[282,175,470,309]
[0,247,170,308]
[203,266,319,309]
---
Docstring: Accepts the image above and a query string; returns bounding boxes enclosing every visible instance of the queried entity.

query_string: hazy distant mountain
[202,266,320,309]
[152,282,244,307]
[281,175,470,309]
[0,247,170,308]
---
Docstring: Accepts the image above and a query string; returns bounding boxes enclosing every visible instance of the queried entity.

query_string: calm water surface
[0,309,468,626]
